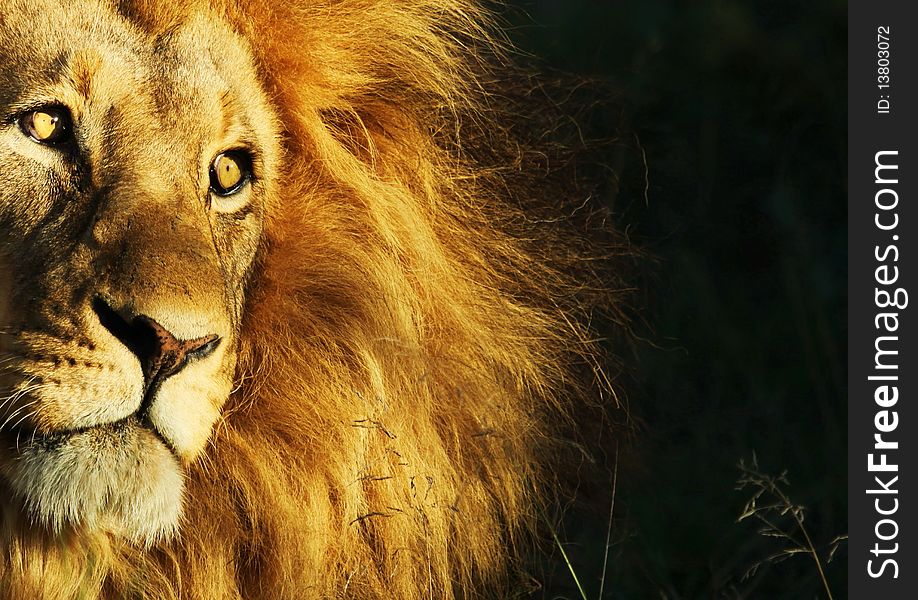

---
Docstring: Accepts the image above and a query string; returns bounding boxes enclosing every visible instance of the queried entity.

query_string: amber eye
[209,151,252,196]
[19,106,72,145]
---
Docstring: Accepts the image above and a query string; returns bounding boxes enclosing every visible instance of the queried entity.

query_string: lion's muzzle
[92,296,221,405]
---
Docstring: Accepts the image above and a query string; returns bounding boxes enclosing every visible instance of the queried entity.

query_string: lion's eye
[19,106,72,145]
[209,151,252,196]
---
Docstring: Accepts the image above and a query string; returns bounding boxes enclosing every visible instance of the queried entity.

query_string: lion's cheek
[146,362,231,461]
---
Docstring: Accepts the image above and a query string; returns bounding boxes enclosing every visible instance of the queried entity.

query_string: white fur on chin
[1,420,184,546]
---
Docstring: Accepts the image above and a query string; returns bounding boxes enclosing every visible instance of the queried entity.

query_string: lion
[0,0,627,598]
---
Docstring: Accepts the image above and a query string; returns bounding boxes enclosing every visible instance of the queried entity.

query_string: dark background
[503,1,847,598]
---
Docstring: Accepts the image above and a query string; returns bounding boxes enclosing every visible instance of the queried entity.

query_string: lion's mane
[3,1,629,598]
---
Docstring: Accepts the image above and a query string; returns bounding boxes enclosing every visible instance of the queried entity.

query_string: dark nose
[92,298,221,394]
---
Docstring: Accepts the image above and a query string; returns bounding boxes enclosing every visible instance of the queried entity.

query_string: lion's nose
[129,315,221,384]
[92,298,221,393]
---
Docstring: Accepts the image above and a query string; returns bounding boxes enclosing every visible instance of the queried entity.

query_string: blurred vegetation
[502,1,847,598]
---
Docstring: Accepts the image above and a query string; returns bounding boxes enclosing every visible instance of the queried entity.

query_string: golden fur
[0,1,626,598]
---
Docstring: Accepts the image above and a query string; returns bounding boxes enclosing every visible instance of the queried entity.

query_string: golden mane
[3,1,629,597]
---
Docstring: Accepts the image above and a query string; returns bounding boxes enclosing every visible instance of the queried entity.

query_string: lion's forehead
[0,1,259,152]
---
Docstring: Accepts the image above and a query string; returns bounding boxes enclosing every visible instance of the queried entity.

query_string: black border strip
[849,2,917,595]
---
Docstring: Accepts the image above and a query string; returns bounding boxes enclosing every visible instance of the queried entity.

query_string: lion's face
[0,1,279,543]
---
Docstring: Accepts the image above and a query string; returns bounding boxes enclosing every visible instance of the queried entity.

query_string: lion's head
[0,0,281,545]
[0,1,624,598]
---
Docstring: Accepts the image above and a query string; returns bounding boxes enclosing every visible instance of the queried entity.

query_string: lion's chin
[0,419,184,546]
